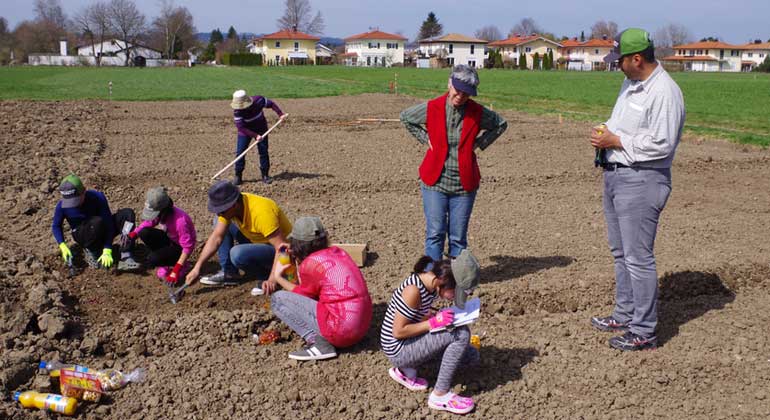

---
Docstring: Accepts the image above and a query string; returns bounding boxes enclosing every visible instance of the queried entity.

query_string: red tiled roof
[741,42,770,50]
[488,34,562,48]
[344,30,407,41]
[260,30,320,41]
[581,39,614,48]
[420,33,488,44]
[561,39,582,47]
[673,41,740,50]
[662,55,719,62]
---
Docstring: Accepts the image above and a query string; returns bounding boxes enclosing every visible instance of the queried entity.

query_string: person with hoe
[52,174,140,272]
[268,216,373,361]
[589,28,686,351]
[400,65,507,261]
[230,89,287,186]
[380,249,481,415]
[126,187,196,285]
[184,180,292,296]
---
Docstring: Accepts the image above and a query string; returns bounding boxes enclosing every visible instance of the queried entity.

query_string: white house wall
[345,39,405,67]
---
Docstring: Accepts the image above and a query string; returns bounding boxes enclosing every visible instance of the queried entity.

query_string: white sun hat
[230,89,253,110]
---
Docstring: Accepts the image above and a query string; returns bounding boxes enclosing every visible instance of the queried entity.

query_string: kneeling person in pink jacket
[128,187,197,285]
[268,216,373,361]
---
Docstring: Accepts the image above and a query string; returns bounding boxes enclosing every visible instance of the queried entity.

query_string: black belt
[601,162,629,171]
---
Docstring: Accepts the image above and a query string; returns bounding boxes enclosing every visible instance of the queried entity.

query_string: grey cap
[451,249,480,309]
[288,216,326,241]
[207,180,240,214]
[142,186,171,220]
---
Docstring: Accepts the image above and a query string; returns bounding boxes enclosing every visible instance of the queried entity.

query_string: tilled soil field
[1,94,770,419]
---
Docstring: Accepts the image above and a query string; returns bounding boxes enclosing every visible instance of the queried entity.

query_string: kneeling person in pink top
[128,187,196,286]
[267,216,373,361]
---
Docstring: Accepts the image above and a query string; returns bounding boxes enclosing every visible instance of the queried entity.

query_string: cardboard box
[333,243,368,267]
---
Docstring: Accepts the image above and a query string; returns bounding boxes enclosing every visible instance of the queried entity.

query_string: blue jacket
[51,190,114,250]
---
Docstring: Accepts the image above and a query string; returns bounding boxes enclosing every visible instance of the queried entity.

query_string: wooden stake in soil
[211,115,288,180]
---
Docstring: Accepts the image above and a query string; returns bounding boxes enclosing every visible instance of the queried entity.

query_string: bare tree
[654,23,693,59]
[108,0,146,65]
[34,0,69,52]
[151,0,196,59]
[276,0,325,35]
[508,18,542,37]
[589,20,618,40]
[474,25,501,41]
[72,2,110,65]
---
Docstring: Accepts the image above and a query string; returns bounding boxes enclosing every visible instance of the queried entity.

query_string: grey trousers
[603,166,672,338]
[388,326,479,393]
[271,290,320,343]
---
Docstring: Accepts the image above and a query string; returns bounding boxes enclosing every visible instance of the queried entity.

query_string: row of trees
[0,0,197,65]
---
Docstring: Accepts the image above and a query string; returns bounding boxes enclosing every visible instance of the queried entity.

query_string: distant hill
[319,37,344,47]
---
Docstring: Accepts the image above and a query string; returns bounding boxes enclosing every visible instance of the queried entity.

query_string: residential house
[560,37,615,71]
[343,30,406,67]
[418,33,488,69]
[77,39,161,60]
[259,30,320,65]
[487,34,562,69]
[739,41,770,71]
[662,41,743,72]
[29,39,164,66]
[315,43,335,65]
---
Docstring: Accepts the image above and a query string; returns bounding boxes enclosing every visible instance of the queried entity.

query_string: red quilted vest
[419,93,483,192]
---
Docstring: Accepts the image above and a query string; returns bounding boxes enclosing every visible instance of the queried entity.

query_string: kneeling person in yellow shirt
[185,180,292,295]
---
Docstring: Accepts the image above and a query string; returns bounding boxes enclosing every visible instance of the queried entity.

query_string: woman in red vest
[401,65,508,260]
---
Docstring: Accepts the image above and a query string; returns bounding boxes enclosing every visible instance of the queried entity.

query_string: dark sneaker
[117,256,142,272]
[262,175,272,185]
[591,315,629,332]
[200,271,244,286]
[83,249,100,269]
[233,173,243,186]
[288,336,337,361]
[609,332,657,351]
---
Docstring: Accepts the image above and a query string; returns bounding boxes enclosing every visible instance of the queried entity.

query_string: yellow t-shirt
[217,193,292,243]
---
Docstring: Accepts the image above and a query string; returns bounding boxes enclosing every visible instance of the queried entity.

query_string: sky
[2,0,769,43]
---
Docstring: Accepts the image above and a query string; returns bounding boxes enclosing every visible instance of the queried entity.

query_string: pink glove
[428,309,455,330]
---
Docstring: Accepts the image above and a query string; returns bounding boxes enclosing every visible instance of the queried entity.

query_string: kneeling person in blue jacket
[52,174,140,271]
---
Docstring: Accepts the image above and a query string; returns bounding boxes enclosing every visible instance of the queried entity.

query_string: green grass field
[1,66,768,146]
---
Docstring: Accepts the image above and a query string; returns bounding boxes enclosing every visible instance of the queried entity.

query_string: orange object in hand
[258,329,280,345]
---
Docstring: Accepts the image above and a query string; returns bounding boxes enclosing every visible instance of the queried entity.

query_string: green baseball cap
[603,28,654,63]
[59,174,84,208]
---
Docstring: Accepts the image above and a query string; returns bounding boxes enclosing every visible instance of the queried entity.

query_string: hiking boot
[200,271,243,286]
[609,331,658,351]
[591,315,629,332]
[233,173,243,186]
[288,336,337,361]
[262,175,272,185]
[83,249,100,269]
[117,256,142,272]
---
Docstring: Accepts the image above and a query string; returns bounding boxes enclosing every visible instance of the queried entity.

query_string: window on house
[595,49,599,54]
[377,42,381,48]
[294,42,299,51]
[449,44,453,54]
[470,45,475,54]
[748,52,754,57]
[468,60,476,67]
[367,56,371,65]
[761,53,765,58]
[275,41,280,48]
[513,47,518,53]
[547,47,552,53]
[525,47,531,52]
[275,55,280,63]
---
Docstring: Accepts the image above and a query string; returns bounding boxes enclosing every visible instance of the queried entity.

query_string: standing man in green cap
[52,174,141,271]
[589,28,685,351]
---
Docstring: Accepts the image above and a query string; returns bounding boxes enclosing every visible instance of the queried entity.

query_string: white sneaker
[200,271,243,286]
[250,286,264,296]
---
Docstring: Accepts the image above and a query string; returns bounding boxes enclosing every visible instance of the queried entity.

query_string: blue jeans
[235,134,270,176]
[215,217,275,279]
[603,167,671,338]
[420,185,477,261]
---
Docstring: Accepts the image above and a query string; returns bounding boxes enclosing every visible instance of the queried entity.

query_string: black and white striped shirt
[380,273,438,357]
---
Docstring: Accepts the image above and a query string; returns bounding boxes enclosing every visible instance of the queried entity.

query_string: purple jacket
[131,206,197,255]
[233,96,283,138]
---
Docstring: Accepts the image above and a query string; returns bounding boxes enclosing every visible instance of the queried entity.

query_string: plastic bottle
[39,361,91,378]
[470,334,481,350]
[278,246,296,283]
[13,391,77,416]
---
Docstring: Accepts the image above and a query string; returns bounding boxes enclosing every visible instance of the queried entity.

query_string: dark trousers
[137,228,183,268]
[71,208,136,253]
[235,134,270,177]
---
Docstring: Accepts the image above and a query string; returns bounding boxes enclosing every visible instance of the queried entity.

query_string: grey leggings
[388,326,479,393]
[271,290,320,342]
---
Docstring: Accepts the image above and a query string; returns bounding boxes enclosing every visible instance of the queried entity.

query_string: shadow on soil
[480,255,575,284]
[271,171,333,181]
[656,270,735,346]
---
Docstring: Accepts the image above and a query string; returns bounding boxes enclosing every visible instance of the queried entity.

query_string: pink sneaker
[428,392,475,415]
[388,367,428,391]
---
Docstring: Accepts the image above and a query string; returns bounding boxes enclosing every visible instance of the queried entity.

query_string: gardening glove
[97,248,113,268]
[428,309,455,330]
[58,243,72,262]
[128,231,138,240]
[166,263,183,285]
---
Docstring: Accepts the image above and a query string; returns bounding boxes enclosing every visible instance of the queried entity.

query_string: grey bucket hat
[142,186,171,220]
[451,249,480,309]
[207,180,240,214]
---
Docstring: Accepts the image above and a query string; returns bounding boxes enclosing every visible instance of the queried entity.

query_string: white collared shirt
[605,61,686,168]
